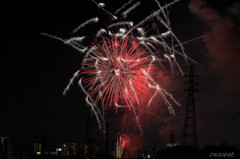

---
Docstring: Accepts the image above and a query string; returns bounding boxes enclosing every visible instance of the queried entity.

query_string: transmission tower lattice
[181,66,198,149]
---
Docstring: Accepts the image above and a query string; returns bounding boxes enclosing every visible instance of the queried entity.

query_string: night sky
[2,0,240,152]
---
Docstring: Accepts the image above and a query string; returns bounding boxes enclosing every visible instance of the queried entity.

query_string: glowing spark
[96,28,107,36]
[173,34,208,48]
[137,28,145,37]
[41,33,88,53]
[72,17,99,33]
[63,70,80,95]
[119,28,126,34]
[91,0,118,20]
[154,0,171,25]
[65,36,86,49]
[108,21,134,28]
[41,32,65,42]
[161,31,171,37]
[124,0,180,37]
[115,0,135,14]
[98,3,105,7]
[122,1,141,18]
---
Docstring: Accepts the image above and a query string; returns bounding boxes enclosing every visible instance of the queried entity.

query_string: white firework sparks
[42,0,202,135]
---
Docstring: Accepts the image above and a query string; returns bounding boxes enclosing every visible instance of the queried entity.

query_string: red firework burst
[81,36,153,109]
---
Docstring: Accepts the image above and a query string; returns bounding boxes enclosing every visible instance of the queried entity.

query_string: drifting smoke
[189,0,240,75]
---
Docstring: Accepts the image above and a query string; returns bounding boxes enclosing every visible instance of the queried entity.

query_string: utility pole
[166,131,177,147]
[181,66,198,149]
[169,131,175,145]
[152,144,156,157]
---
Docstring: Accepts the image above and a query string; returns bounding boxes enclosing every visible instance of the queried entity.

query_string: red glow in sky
[81,36,154,110]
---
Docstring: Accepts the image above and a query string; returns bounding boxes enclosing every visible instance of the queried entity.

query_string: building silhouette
[0,136,12,159]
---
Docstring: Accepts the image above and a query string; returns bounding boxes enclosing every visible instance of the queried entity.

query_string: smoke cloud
[189,0,240,76]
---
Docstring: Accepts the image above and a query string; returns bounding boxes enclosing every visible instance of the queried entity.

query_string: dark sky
[2,0,240,151]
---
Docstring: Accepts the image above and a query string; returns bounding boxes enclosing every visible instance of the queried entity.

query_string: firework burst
[41,0,200,134]
[81,36,152,110]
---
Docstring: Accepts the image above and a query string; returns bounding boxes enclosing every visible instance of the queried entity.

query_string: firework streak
[42,0,198,135]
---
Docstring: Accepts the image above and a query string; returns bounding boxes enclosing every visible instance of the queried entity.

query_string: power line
[198,83,240,88]
[197,113,240,116]
[200,90,240,96]
[198,76,240,80]
[176,113,240,117]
